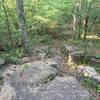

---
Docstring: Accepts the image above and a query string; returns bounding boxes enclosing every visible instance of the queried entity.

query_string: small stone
[22,57,30,63]
[64,44,79,52]
[0,58,5,67]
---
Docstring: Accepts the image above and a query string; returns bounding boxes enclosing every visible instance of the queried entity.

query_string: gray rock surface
[0,76,90,100]
[64,44,79,52]
[32,45,49,59]
[69,51,85,63]
[64,44,86,65]
[36,76,90,100]
[0,83,15,100]
[0,61,90,100]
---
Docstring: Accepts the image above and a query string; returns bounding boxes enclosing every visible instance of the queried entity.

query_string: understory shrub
[0,48,24,64]
[31,34,54,44]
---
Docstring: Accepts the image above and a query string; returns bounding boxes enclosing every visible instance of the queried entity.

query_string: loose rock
[0,58,6,67]
[77,65,100,82]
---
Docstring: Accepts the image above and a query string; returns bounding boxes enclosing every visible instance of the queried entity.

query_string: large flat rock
[0,61,90,100]
[36,76,90,100]
[0,76,90,100]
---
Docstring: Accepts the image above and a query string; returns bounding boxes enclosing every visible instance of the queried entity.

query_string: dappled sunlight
[33,15,51,23]
[0,0,100,99]
[86,34,100,40]
[33,15,58,28]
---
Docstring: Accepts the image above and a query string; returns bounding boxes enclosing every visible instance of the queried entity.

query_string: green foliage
[95,54,100,59]
[68,39,88,47]
[82,77,96,88]
[0,0,99,56]
[82,77,100,93]
[31,34,54,44]
[0,48,23,64]
[22,64,31,70]
[97,84,100,93]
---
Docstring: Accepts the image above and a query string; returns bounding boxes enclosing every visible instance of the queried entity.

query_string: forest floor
[0,38,100,100]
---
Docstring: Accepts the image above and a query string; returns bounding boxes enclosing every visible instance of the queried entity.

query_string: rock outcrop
[0,60,90,100]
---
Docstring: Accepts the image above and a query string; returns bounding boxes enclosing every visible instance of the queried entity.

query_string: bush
[31,34,54,44]
[0,48,24,64]
[82,77,96,88]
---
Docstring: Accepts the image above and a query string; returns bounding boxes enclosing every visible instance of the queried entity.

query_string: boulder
[35,76,90,100]
[64,44,87,67]
[0,60,90,100]
[0,76,90,100]
[32,45,49,59]
[0,61,57,100]
[69,51,85,63]
[77,65,100,83]
[20,61,57,85]
[67,51,85,68]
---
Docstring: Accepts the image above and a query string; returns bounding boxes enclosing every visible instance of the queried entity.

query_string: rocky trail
[0,44,100,100]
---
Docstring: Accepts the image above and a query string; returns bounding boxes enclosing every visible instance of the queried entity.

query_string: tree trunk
[2,0,15,49]
[73,0,82,39]
[4,1,19,29]
[73,14,76,34]
[72,0,77,39]
[82,0,96,40]
[16,0,32,55]
[82,16,89,40]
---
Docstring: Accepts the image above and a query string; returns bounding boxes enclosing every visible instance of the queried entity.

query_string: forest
[0,0,100,100]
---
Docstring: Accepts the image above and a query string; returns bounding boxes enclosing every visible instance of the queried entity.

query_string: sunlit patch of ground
[81,33,100,40]
[86,34,100,40]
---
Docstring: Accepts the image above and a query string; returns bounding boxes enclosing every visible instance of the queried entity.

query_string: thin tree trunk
[16,0,32,55]
[73,14,76,34]
[73,0,82,39]
[82,0,96,40]
[72,0,77,39]
[2,0,15,49]
[4,1,19,29]
[77,0,82,39]
[83,16,89,39]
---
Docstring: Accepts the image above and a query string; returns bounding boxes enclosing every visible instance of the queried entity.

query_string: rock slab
[0,61,90,100]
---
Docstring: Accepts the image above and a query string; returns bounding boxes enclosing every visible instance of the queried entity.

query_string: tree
[16,0,32,55]
[82,0,96,39]
[2,0,15,49]
[72,0,98,40]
